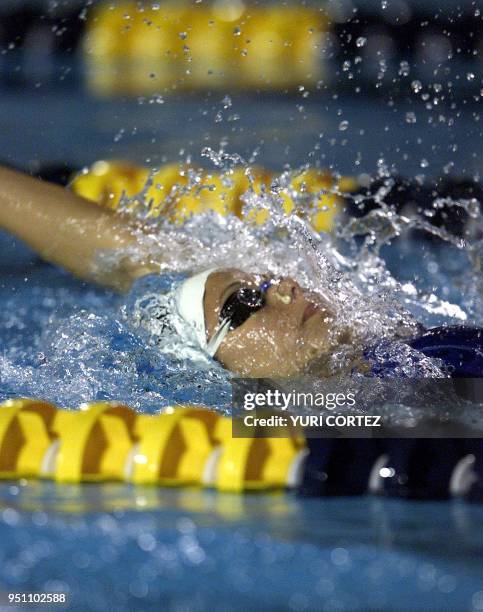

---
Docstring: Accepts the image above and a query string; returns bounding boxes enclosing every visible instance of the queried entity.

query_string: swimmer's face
[204,269,343,377]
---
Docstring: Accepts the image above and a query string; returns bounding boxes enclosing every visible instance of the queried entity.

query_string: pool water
[0,45,481,610]
[0,223,477,411]
[1,480,483,611]
[0,228,238,411]
[0,228,482,610]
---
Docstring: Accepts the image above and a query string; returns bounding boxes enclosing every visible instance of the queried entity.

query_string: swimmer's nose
[266,277,300,307]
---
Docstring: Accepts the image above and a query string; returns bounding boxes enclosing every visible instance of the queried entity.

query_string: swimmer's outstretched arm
[0,166,159,291]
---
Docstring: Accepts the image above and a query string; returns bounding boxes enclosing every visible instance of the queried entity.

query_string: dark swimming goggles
[220,280,272,332]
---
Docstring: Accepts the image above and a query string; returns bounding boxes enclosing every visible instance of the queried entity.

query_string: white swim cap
[176,268,230,357]
[129,268,231,362]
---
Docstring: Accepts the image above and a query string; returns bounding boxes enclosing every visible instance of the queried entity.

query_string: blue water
[0,37,481,608]
[0,233,482,611]
[0,236,232,412]
[1,483,483,612]
[0,231,475,410]
[0,88,480,178]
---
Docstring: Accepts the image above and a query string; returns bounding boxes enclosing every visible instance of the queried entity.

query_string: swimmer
[0,165,481,378]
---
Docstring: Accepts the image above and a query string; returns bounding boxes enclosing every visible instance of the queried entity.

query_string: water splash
[106,151,481,376]
[0,153,481,409]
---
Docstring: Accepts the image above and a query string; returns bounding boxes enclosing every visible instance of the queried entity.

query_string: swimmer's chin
[296,326,356,377]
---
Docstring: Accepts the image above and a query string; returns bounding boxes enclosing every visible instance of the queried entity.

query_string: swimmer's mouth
[302,302,319,324]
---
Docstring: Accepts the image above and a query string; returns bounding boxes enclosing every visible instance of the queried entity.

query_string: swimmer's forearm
[0,166,156,291]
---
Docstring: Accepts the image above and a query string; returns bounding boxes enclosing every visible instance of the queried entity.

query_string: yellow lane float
[0,400,307,492]
[0,399,57,479]
[211,416,307,492]
[83,2,328,95]
[71,160,357,233]
[131,406,219,486]
[51,402,137,483]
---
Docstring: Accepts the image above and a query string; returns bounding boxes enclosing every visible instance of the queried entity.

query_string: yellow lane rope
[0,399,306,493]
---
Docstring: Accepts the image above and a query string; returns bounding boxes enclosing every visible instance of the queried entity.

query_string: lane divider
[22,159,479,240]
[0,4,479,97]
[0,399,304,492]
[82,3,327,95]
[1,400,480,500]
[0,399,57,480]
[70,160,358,233]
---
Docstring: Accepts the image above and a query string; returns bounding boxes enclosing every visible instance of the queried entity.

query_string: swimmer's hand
[0,165,159,291]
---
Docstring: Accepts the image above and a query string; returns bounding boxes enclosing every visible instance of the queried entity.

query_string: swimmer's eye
[220,286,266,331]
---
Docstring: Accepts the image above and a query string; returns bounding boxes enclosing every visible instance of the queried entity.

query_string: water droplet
[113,128,125,142]
[339,120,349,131]
[149,94,164,105]
[179,31,188,40]
[398,60,410,76]
[2,508,19,526]
[466,72,475,82]
[411,80,422,93]
[356,37,367,48]
[420,158,429,168]
[405,111,417,124]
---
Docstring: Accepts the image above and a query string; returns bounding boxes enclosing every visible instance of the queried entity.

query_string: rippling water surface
[0,17,481,608]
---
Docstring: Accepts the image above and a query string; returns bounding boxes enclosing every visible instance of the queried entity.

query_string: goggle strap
[206,318,231,357]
